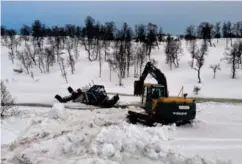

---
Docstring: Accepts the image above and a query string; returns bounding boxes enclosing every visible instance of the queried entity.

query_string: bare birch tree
[209,64,221,79]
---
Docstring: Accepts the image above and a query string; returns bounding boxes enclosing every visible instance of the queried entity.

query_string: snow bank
[62,133,92,156]
[48,103,68,120]
[1,104,237,164]
[92,122,170,158]
[89,122,231,164]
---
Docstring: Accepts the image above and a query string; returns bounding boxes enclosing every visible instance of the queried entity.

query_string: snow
[1,38,242,105]
[1,102,242,164]
[1,117,33,145]
[48,103,68,119]
[92,122,170,160]
[1,38,242,163]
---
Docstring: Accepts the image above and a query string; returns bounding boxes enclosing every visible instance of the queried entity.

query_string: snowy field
[1,102,242,164]
[1,38,242,105]
[1,38,242,164]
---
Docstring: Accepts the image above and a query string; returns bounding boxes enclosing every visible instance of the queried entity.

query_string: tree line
[1,16,242,85]
[2,19,242,41]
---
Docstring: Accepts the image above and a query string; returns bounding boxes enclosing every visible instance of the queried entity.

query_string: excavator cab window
[151,87,164,99]
[142,86,148,105]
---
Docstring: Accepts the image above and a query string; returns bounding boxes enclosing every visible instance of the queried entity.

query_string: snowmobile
[55,85,120,108]
[127,62,196,126]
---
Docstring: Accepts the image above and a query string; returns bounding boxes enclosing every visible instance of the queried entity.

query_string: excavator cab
[141,84,165,113]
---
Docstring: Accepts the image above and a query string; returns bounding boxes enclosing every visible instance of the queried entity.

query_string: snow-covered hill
[1,38,242,104]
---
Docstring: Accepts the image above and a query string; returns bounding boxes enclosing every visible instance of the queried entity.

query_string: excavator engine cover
[134,80,143,96]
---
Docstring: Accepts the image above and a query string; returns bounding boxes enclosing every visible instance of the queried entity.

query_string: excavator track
[126,111,192,127]
[126,111,156,126]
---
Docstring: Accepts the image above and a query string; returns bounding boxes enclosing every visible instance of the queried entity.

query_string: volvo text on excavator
[127,62,196,126]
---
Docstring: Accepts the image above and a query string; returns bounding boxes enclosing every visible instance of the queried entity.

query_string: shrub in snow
[48,103,68,120]
[1,81,15,118]
[193,86,201,95]
[209,64,221,79]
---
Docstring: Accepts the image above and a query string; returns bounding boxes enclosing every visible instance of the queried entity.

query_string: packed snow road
[169,102,242,163]
[1,102,242,164]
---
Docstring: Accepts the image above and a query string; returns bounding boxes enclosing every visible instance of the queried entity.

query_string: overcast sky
[2,1,242,34]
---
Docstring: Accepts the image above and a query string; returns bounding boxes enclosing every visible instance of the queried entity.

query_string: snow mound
[62,133,92,156]
[91,122,170,159]
[1,104,236,164]
[48,103,68,120]
[101,143,115,157]
[90,122,232,164]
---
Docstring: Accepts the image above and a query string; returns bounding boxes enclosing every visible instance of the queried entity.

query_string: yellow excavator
[127,62,196,126]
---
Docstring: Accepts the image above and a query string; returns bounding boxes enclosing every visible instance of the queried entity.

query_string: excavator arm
[134,62,169,97]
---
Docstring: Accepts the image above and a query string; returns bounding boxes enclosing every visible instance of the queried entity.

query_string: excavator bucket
[134,80,143,96]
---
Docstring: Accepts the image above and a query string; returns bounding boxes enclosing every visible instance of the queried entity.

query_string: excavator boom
[134,62,168,97]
